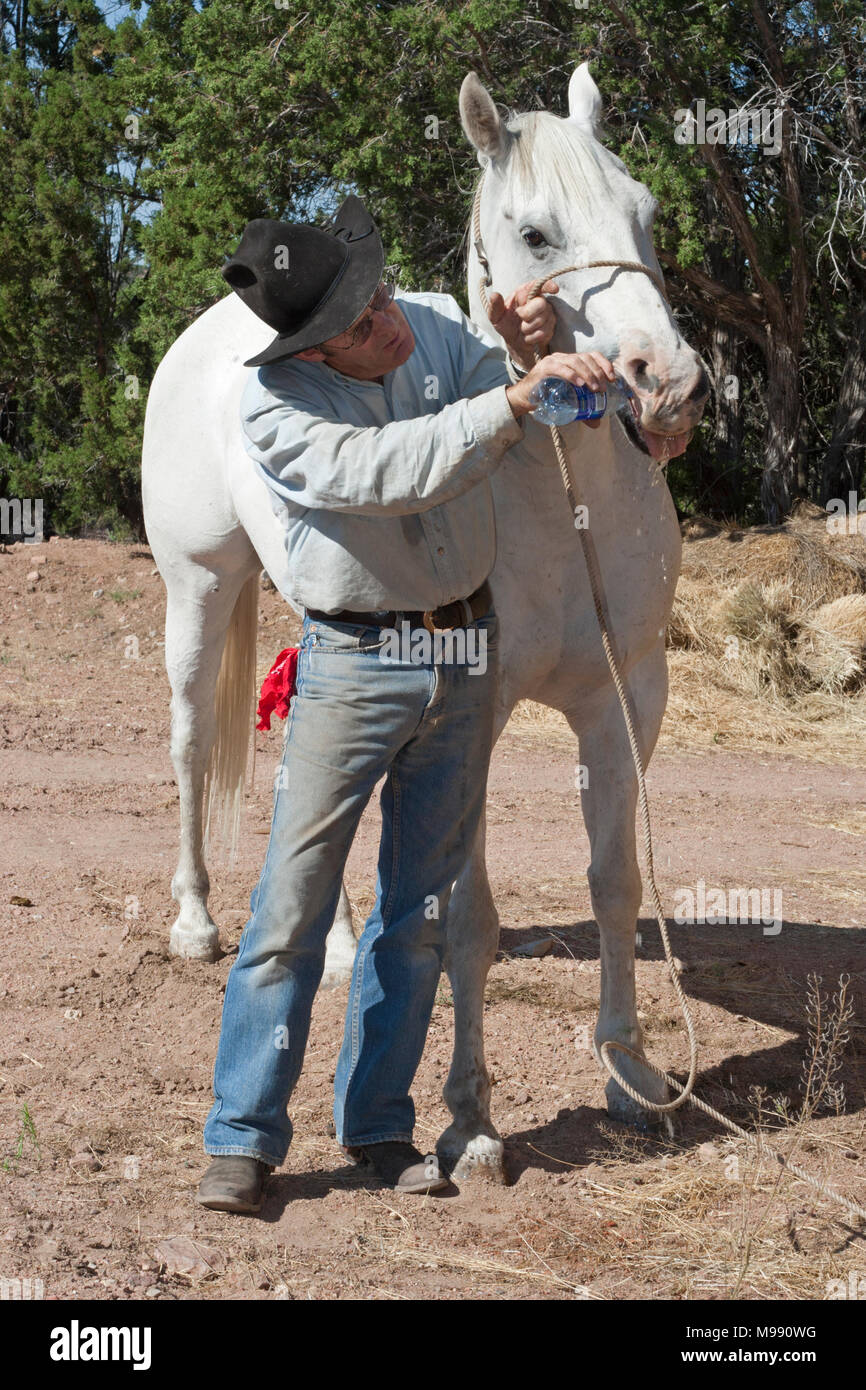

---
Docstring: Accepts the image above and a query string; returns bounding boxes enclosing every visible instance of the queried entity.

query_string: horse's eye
[521,228,547,249]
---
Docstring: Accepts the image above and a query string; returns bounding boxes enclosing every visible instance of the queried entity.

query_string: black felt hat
[222,195,385,367]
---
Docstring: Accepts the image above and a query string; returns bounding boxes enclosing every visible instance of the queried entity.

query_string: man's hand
[505,351,617,427]
[488,279,559,371]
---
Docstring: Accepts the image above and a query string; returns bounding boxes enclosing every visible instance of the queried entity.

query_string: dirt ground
[1,537,864,1301]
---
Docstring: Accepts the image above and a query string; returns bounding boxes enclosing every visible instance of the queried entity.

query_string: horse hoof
[319,963,352,991]
[437,1130,507,1184]
[169,919,221,962]
[605,1078,675,1138]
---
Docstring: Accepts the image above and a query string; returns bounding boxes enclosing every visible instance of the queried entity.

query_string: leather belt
[306,579,493,634]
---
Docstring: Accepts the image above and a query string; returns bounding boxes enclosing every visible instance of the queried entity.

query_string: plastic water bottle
[528,374,634,425]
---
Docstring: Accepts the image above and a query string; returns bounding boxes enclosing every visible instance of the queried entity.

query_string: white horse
[142,63,707,1181]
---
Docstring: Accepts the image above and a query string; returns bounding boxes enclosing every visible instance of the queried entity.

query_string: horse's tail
[202,571,260,865]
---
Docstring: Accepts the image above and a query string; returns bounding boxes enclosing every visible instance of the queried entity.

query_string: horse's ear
[459,71,511,164]
[567,62,603,136]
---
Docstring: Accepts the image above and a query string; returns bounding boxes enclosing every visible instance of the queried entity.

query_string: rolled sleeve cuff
[467,385,525,457]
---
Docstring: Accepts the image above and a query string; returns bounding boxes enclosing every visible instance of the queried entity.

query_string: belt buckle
[423,597,472,634]
[423,609,448,634]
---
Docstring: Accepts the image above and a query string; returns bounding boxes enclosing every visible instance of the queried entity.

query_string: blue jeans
[203,606,499,1167]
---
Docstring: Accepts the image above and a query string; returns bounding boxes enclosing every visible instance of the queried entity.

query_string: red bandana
[256,646,299,731]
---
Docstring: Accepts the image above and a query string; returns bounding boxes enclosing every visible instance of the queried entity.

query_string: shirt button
[437,546,445,555]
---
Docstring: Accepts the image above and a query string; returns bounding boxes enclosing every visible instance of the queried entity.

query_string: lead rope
[472,183,866,1223]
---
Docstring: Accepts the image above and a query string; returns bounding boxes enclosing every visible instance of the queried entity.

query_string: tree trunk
[0,386,17,451]
[821,299,866,506]
[707,319,743,512]
[761,331,802,523]
[701,195,745,515]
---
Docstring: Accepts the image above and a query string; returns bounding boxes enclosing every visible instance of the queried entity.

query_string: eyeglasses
[321,276,396,352]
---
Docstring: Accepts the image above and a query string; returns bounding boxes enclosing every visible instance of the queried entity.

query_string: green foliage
[0,1,150,533]
[1,0,863,533]
[3,1102,40,1173]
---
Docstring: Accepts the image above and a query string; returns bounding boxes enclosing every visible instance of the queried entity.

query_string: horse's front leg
[439,809,506,1182]
[566,642,672,1130]
[320,882,357,988]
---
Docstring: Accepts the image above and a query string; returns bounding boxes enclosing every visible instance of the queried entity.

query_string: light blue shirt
[240,289,525,613]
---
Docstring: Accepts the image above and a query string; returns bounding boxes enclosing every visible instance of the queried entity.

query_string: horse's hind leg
[164,556,256,960]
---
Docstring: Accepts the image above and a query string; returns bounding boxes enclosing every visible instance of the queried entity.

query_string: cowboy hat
[221,194,385,367]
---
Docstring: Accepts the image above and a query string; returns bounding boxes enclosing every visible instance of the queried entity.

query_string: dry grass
[798,595,866,693]
[508,504,866,762]
[346,1123,864,1300]
[562,974,865,1299]
[681,502,866,606]
[366,1221,596,1296]
[569,1139,856,1299]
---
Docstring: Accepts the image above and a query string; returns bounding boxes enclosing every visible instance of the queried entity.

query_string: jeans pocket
[308,619,388,654]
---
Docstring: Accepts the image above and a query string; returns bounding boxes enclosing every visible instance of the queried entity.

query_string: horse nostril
[627,359,649,381]
[688,367,709,402]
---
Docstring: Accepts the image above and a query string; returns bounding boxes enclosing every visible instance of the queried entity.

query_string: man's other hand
[488,279,559,371]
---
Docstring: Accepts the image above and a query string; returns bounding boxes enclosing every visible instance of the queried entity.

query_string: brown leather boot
[197,1156,274,1213]
[341,1141,448,1193]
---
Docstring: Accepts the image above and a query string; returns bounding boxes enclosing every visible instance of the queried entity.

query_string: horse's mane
[475,109,630,233]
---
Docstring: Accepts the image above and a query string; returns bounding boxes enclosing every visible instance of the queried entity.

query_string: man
[198,195,616,1213]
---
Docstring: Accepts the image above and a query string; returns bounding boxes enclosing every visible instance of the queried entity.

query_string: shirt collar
[321,361,383,388]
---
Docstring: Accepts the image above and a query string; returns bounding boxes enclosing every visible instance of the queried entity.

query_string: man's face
[294,280,416,380]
